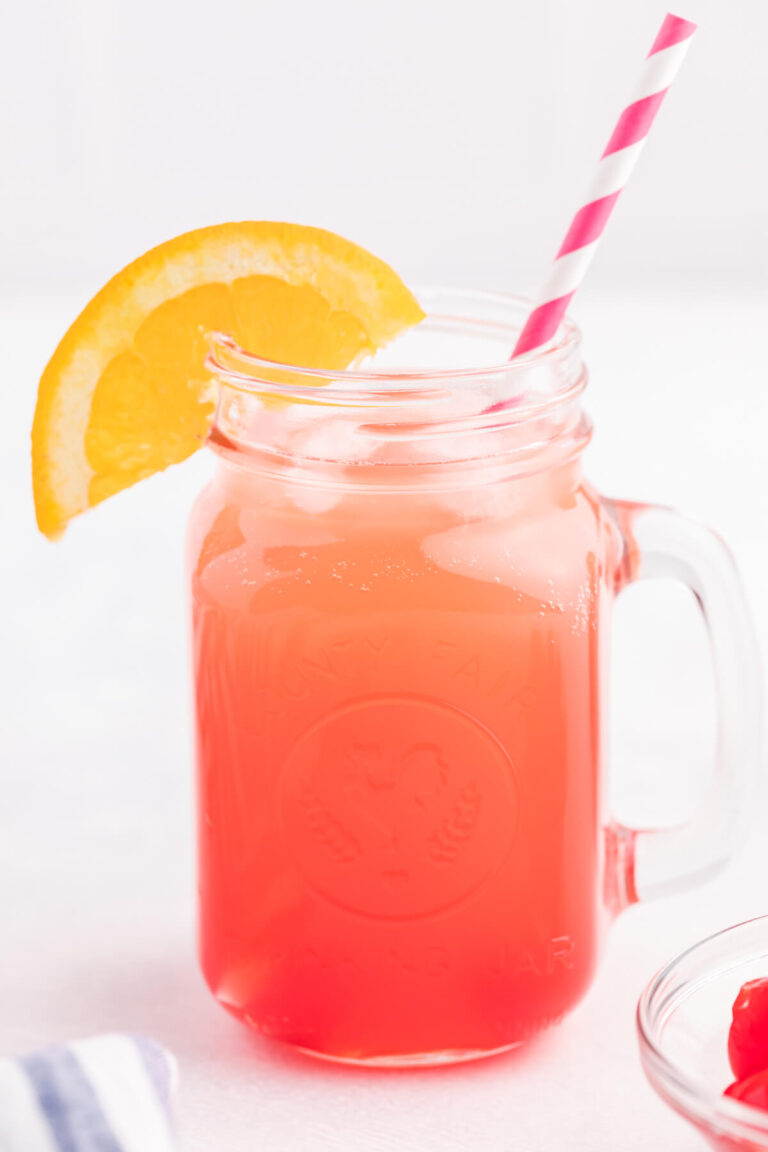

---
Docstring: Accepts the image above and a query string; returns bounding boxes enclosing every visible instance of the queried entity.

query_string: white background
[1,0,766,293]
[1,1,767,1150]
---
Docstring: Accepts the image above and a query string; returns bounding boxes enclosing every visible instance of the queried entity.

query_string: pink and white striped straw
[512,12,697,359]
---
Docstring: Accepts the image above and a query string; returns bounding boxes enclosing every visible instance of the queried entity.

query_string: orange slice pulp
[31,221,424,538]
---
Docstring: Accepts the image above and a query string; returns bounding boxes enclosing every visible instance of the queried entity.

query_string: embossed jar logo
[280,696,519,918]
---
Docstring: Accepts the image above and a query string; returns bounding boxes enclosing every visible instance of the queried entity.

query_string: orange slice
[32,221,424,538]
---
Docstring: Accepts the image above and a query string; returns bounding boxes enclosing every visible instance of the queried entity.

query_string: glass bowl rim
[637,913,768,1145]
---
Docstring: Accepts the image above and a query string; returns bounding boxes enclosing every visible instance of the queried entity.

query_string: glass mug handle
[603,499,762,911]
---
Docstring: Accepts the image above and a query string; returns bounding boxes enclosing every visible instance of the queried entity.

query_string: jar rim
[206,286,583,410]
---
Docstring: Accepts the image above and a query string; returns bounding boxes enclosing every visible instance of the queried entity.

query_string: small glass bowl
[638,915,768,1151]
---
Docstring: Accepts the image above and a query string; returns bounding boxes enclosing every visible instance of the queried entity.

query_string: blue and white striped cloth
[0,1034,179,1151]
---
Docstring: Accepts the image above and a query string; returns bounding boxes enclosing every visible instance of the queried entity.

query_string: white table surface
[1,284,767,1151]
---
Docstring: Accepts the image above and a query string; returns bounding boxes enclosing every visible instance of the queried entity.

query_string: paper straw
[512,12,697,359]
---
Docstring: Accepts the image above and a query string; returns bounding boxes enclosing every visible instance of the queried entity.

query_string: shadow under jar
[187,288,759,1066]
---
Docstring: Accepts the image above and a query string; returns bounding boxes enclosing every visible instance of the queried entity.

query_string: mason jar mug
[188,288,760,1066]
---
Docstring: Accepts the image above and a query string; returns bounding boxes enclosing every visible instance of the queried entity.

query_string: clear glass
[639,916,768,1151]
[187,288,760,1066]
